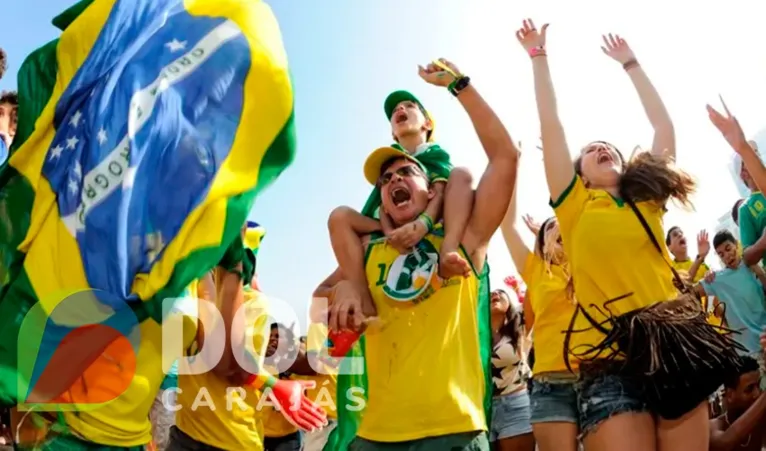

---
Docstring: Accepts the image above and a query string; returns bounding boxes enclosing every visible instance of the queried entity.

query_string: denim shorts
[490,390,533,441]
[574,373,648,437]
[529,376,579,425]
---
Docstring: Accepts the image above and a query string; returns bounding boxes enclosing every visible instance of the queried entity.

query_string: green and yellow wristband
[418,213,434,232]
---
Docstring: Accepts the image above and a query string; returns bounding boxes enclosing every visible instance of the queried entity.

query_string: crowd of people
[4,4,766,451]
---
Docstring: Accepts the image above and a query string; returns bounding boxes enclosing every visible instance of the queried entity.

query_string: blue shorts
[490,390,533,441]
[575,373,648,437]
[529,376,579,425]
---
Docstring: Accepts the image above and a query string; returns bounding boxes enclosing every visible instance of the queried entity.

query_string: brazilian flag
[0,0,296,409]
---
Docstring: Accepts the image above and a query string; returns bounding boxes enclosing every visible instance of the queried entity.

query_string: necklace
[723,413,752,448]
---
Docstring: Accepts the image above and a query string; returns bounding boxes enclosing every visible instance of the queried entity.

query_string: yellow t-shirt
[176,286,270,450]
[552,175,678,356]
[672,259,722,327]
[520,253,578,374]
[291,323,338,420]
[672,259,710,283]
[358,230,489,442]
[56,294,198,446]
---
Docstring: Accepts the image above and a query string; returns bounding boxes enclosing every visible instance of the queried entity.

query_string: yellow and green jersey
[739,192,766,266]
[336,226,491,444]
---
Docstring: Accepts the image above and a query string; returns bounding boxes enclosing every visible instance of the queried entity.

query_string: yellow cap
[363,146,426,185]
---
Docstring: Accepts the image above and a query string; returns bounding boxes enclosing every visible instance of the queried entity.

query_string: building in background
[729,127,766,198]
[715,208,738,237]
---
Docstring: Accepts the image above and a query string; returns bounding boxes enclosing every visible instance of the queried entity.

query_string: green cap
[384,90,426,120]
[384,90,435,141]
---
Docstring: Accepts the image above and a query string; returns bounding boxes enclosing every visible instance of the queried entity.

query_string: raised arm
[708,97,766,194]
[417,59,520,259]
[601,34,675,160]
[516,19,574,202]
[710,392,766,451]
[686,230,710,281]
[500,170,533,275]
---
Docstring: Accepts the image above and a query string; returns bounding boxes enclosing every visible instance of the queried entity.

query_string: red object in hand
[269,379,327,431]
[328,329,361,357]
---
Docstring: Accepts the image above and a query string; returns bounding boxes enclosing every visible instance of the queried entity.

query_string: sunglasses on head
[378,165,421,186]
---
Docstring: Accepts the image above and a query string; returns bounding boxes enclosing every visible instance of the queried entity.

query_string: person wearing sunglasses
[313,58,520,450]
[324,60,477,355]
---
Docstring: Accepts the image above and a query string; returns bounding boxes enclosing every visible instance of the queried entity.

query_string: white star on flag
[97,128,108,145]
[69,110,82,127]
[68,179,79,194]
[73,161,82,178]
[49,144,64,160]
[66,136,79,150]
[165,39,187,52]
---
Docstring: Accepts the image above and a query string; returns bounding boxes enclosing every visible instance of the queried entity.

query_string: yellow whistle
[432,59,458,78]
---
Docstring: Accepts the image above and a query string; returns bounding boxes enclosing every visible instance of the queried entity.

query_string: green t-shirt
[738,192,766,265]
[361,143,453,218]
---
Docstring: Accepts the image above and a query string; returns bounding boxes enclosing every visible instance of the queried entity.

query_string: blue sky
[3,0,766,330]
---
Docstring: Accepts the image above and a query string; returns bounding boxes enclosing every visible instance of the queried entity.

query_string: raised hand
[707,95,748,154]
[417,58,461,88]
[697,230,710,258]
[601,33,636,64]
[522,214,541,235]
[515,19,549,53]
[268,379,327,431]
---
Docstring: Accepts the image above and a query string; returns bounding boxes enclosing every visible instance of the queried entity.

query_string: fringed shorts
[573,297,746,423]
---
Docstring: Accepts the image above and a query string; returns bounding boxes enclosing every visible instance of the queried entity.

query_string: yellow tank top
[176,287,269,450]
[357,229,491,442]
[520,253,578,374]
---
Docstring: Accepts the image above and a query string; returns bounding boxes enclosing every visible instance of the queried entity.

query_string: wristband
[529,46,546,58]
[418,213,434,232]
[622,59,639,71]
[246,372,278,388]
[448,76,471,97]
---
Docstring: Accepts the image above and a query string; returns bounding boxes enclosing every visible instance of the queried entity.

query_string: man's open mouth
[391,187,411,206]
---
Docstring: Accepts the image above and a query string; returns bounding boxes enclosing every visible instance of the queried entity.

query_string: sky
[2,0,766,332]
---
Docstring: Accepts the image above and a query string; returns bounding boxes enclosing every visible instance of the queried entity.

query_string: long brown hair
[494,290,522,351]
[575,143,695,208]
